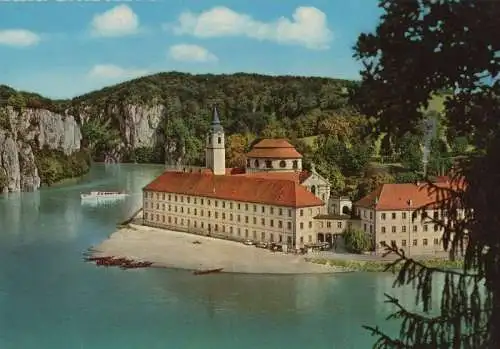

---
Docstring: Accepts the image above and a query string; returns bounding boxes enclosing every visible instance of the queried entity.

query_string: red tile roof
[355,181,463,211]
[201,167,246,175]
[144,171,323,208]
[235,170,311,184]
[246,138,303,159]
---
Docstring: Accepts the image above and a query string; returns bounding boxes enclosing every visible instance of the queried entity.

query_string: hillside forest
[0,72,473,197]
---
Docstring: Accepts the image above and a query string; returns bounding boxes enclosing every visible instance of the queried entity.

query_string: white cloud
[168,44,218,63]
[171,6,332,50]
[91,5,139,37]
[0,29,40,47]
[87,64,148,80]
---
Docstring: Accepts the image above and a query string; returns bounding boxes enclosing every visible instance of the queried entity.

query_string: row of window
[380,223,441,234]
[247,159,299,169]
[144,193,294,216]
[144,212,295,243]
[362,210,452,221]
[317,221,344,229]
[380,238,441,248]
[145,203,296,230]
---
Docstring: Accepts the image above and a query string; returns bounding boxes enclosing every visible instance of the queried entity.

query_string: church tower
[205,106,226,175]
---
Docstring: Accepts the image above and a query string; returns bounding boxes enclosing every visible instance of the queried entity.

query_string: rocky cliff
[0,107,82,193]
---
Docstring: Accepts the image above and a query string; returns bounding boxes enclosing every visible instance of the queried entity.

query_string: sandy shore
[91,224,346,274]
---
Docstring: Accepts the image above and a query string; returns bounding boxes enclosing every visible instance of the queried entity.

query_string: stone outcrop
[0,107,82,193]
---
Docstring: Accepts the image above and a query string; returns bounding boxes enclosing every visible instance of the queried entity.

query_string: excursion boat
[80,191,128,201]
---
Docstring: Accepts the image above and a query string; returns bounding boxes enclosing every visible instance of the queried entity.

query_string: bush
[343,228,374,253]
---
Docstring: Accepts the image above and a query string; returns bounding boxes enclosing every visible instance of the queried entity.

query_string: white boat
[80,191,128,201]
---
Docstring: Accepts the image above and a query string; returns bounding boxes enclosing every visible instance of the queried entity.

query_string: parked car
[255,242,269,249]
[243,239,255,246]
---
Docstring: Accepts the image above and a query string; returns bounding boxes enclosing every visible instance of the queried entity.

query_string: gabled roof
[355,181,462,211]
[246,138,303,159]
[144,171,323,208]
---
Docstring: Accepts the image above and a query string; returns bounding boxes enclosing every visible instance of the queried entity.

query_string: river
[0,164,436,349]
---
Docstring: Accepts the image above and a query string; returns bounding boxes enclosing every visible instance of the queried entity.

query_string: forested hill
[2,72,361,165]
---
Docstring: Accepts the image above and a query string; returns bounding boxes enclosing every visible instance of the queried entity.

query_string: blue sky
[0,0,382,99]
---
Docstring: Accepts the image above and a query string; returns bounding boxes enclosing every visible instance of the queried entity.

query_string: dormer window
[292,160,298,169]
[265,160,273,169]
[246,159,250,167]
[254,160,260,167]
[279,160,286,168]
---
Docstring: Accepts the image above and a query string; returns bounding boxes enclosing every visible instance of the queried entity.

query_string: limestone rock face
[0,107,82,192]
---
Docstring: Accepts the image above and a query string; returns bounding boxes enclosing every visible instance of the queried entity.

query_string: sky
[0,0,382,99]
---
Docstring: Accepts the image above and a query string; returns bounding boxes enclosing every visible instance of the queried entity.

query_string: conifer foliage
[354,1,500,348]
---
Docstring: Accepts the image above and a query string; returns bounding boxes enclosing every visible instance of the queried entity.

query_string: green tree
[343,228,373,253]
[398,132,423,172]
[450,136,469,156]
[354,0,500,347]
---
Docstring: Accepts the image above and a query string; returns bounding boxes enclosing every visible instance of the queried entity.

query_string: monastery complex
[142,108,455,256]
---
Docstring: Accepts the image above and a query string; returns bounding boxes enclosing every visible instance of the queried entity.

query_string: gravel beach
[91,224,346,274]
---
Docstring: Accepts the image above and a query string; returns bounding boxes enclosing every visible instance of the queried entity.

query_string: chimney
[407,199,413,207]
[416,180,420,187]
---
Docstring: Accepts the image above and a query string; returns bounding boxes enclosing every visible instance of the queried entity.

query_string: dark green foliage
[343,228,374,253]
[34,147,91,186]
[450,136,469,156]
[398,132,423,172]
[355,0,500,347]
[395,172,422,184]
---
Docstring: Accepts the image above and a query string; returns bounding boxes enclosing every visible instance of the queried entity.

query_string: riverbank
[90,224,348,274]
[307,256,464,272]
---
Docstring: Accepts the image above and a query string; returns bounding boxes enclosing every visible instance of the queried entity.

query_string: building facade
[354,181,462,255]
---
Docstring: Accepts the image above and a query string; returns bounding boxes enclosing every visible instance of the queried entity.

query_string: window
[413,239,418,246]
[254,160,259,167]
[237,215,241,222]
[230,213,233,221]
[279,160,286,168]
[245,216,249,223]
[237,203,240,210]
[402,212,407,219]
[246,159,250,167]
[270,220,274,227]
[245,204,249,211]
[390,240,396,246]
[279,208,283,215]
[187,197,190,204]
[222,201,226,208]
[300,209,304,217]
[218,137,221,144]
[300,222,304,229]
[270,207,274,214]
[337,222,342,229]
[270,234,274,242]
[287,222,292,230]
[261,232,265,240]
[423,225,428,232]
[402,226,406,233]
[261,206,265,213]
[300,237,304,243]
[288,210,292,217]
[278,221,283,228]
[433,238,439,245]
[392,212,396,219]
[308,221,312,228]
[265,160,273,168]
[162,193,165,200]
[292,160,298,169]
[261,218,265,225]
[327,222,331,228]
[434,224,439,232]
[381,227,386,233]
[253,217,257,224]
[433,211,439,219]
[423,238,428,246]
[222,213,225,220]
[392,226,396,233]
[215,201,218,207]
[230,226,233,234]
[369,211,373,219]
[253,205,257,212]
[144,212,148,220]
[230,202,233,209]
[413,225,417,232]
[380,241,386,247]
[401,239,407,247]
